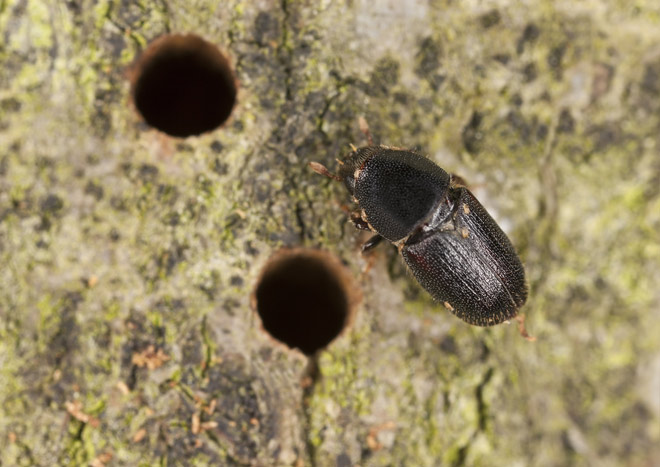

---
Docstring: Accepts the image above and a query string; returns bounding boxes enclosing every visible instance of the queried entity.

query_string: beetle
[309,145,528,327]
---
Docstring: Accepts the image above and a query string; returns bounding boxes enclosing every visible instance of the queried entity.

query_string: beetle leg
[350,212,372,231]
[361,234,383,252]
[359,242,379,277]
[515,314,536,342]
[360,234,382,276]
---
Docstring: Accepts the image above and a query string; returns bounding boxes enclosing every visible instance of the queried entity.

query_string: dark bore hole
[254,249,356,356]
[132,34,237,138]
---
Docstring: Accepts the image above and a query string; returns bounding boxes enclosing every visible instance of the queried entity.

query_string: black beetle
[310,145,528,327]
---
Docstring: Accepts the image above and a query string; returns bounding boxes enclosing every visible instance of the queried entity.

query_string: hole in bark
[253,249,358,355]
[132,34,237,138]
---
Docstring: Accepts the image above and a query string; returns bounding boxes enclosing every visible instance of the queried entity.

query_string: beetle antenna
[335,158,345,165]
[309,161,342,181]
[348,143,358,152]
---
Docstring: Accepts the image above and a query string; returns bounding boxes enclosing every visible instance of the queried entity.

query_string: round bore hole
[131,33,237,138]
[253,249,359,356]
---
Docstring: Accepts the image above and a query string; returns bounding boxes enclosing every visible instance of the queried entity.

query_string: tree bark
[1,0,659,465]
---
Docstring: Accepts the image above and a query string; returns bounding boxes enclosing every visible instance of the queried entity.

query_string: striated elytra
[310,146,528,326]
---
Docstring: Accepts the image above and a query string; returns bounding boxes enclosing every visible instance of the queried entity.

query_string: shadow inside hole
[255,254,350,355]
[132,34,237,138]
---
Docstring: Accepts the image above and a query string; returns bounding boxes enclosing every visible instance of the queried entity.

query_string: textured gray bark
[1,0,659,466]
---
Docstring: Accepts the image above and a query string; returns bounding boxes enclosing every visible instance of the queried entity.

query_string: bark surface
[1,1,659,466]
